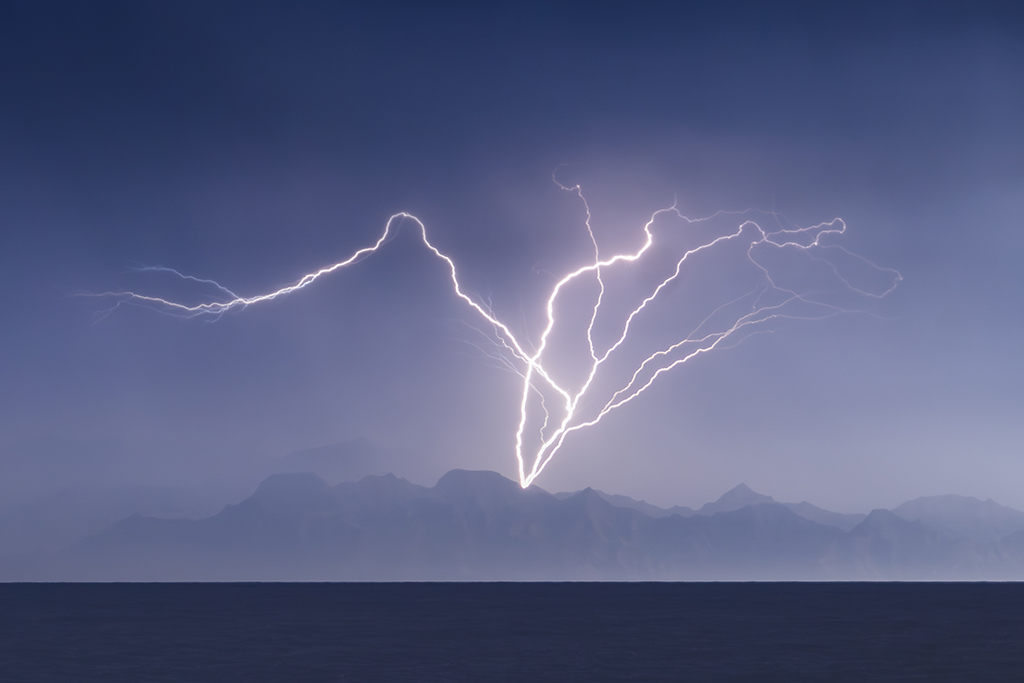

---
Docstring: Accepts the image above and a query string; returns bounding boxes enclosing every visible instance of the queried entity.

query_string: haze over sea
[4,582,1023,682]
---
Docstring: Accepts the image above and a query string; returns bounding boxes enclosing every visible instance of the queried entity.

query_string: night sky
[2,1,1022,512]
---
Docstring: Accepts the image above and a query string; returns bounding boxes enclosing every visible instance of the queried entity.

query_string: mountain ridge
[5,469,1024,582]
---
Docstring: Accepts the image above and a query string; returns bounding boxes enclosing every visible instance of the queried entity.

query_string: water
[2,583,1022,681]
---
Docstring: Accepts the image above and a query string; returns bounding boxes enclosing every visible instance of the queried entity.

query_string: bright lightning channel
[86,188,901,488]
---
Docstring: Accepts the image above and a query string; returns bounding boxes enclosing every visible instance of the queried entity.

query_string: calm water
[2,582,1023,681]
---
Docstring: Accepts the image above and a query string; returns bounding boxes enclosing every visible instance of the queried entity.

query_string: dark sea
[2,582,1023,682]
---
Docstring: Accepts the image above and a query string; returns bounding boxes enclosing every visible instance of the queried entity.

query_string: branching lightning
[85,186,901,487]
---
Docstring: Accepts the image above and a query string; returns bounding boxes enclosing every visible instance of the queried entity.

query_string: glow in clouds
[89,187,901,487]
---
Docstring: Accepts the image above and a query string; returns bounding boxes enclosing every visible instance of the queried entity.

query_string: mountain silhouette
[552,489,697,519]
[4,469,1024,581]
[781,501,866,532]
[891,494,1024,544]
[698,483,775,515]
[569,483,863,531]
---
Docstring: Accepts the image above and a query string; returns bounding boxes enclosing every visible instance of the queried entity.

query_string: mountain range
[5,469,1024,581]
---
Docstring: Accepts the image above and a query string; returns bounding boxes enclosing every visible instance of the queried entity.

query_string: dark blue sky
[2,1,1022,510]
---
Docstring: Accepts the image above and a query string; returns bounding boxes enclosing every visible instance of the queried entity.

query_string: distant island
[4,469,1024,581]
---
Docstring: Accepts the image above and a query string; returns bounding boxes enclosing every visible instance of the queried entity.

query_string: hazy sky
[2,1,1022,512]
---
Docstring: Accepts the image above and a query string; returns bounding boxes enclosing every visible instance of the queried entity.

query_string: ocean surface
[2,582,1023,681]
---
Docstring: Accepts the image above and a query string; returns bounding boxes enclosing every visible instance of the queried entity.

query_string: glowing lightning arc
[86,187,901,488]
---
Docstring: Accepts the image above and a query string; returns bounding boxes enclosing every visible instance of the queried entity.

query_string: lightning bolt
[84,186,901,488]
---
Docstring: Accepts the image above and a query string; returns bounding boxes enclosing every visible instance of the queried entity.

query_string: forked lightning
[87,188,900,487]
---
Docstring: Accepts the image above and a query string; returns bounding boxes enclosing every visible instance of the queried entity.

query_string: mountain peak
[435,469,518,491]
[699,483,775,516]
[891,494,1024,544]
[433,469,530,505]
